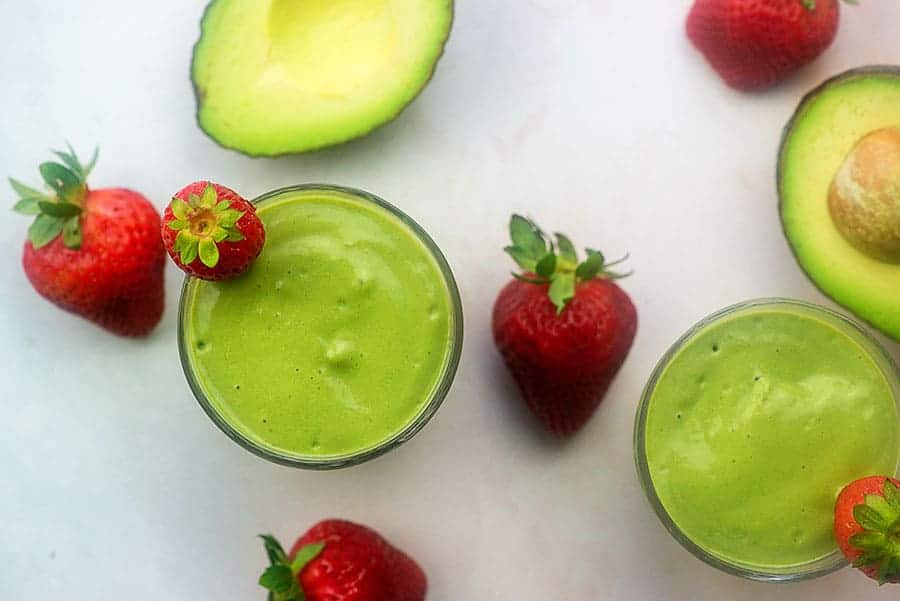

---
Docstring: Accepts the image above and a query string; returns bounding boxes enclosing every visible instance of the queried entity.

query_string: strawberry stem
[10,144,96,250]
[504,214,631,313]
[849,479,900,584]
[258,534,325,601]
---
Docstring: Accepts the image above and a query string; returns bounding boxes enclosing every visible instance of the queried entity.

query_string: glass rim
[633,297,900,582]
[177,184,464,470]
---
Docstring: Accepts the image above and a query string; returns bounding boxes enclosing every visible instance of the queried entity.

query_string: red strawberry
[686,0,848,91]
[10,145,164,337]
[834,476,900,585]
[161,181,264,281]
[258,520,426,601]
[492,215,637,437]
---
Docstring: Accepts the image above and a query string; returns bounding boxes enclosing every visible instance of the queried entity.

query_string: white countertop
[2,1,900,599]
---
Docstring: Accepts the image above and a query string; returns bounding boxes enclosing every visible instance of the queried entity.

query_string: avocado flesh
[192,0,453,156]
[779,68,900,340]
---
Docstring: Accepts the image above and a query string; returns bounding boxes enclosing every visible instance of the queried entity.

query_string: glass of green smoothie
[634,299,900,581]
[178,184,463,469]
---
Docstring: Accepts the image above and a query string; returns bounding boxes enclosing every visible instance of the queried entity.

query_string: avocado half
[778,66,900,340]
[191,0,453,156]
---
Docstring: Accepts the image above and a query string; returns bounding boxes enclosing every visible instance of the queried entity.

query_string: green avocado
[191,0,453,156]
[778,66,900,340]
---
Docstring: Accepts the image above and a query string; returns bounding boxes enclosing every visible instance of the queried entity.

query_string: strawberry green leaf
[802,0,815,10]
[549,273,575,314]
[167,219,189,231]
[174,230,193,252]
[575,250,604,280]
[212,227,228,243]
[504,246,537,271]
[555,233,577,263]
[53,150,83,178]
[39,162,81,197]
[850,532,886,552]
[180,238,199,265]
[511,272,551,285]
[38,201,81,218]
[259,565,295,593]
[215,199,232,212]
[200,183,217,208]
[259,534,289,564]
[535,253,557,278]
[9,177,45,200]
[62,215,82,249]
[28,214,65,248]
[12,198,41,215]
[226,230,245,242]
[290,542,325,572]
[171,198,190,221]
[865,494,899,523]
[882,480,900,513]
[509,215,545,259]
[83,147,99,177]
[854,504,888,532]
[199,237,220,268]
[218,210,244,228]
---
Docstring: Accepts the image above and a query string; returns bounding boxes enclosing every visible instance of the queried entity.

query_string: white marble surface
[2,1,900,599]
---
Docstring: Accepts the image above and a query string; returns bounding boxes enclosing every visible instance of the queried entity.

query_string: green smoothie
[643,302,900,570]
[181,186,458,462]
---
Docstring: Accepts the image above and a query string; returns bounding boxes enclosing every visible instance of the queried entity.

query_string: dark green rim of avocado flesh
[191,0,454,158]
[777,65,900,341]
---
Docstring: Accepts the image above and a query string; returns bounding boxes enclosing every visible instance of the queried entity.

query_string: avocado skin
[190,0,455,158]
[777,65,900,341]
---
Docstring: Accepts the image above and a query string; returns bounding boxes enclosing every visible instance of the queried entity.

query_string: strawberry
[492,215,637,437]
[161,181,264,281]
[258,520,427,601]
[834,476,900,585]
[686,0,851,91]
[10,145,165,337]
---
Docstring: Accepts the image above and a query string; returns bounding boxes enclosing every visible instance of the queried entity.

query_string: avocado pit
[828,127,900,263]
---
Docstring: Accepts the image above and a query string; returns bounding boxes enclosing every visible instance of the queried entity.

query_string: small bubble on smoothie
[275,280,284,290]
[196,340,207,351]
[712,343,720,353]
[675,412,682,420]
[234,384,240,391]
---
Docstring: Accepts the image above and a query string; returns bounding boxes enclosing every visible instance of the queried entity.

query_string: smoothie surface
[183,188,454,458]
[645,304,899,569]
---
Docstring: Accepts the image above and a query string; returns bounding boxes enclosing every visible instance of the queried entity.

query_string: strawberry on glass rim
[834,476,900,584]
[492,215,637,437]
[10,144,165,337]
[162,181,265,281]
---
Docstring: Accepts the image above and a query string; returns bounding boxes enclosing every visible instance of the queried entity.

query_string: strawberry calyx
[166,182,245,268]
[504,214,631,313]
[258,534,325,601]
[10,144,97,250]
[849,479,900,584]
